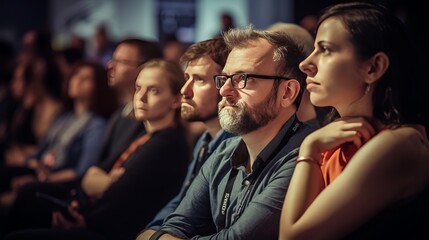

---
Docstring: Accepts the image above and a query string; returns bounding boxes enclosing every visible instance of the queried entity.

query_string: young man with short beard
[140,37,235,233]
[140,27,315,240]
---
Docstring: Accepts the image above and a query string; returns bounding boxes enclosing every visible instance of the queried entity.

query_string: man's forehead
[116,44,139,57]
[187,55,213,67]
[186,56,221,74]
[223,40,275,73]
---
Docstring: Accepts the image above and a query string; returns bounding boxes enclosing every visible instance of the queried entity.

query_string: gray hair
[222,25,306,84]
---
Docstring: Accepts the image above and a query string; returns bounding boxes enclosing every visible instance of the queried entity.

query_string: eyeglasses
[213,73,291,90]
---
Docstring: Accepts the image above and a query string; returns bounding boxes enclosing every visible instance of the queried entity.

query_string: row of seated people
[0,28,118,209]
[0,33,203,205]
[1,2,429,240]
[0,59,117,206]
[0,27,189,171]
[0,38,192,239]
[140,3,429,239]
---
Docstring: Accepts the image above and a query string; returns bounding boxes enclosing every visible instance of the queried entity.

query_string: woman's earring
[365,84,371,95]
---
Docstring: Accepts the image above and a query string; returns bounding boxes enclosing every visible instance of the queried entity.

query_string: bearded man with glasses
[140,26,315,240]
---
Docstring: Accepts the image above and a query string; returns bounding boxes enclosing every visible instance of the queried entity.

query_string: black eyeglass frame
[213,73,292,89]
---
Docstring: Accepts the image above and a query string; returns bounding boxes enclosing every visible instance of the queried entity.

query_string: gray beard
[218,92,279,135]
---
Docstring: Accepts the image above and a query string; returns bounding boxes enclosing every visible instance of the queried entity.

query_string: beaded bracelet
[296,156,321,166]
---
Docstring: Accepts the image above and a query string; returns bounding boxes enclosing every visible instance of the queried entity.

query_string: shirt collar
[230,115,298,173]
[207,130,235,153]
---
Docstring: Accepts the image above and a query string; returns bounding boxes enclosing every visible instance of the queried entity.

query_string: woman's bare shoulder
[367,125,429,163]
[357,125,429,195]
[376,125,428,147]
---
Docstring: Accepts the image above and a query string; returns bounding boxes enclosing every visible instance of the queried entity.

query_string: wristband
[296,156,321,166]
[149,230,167,240]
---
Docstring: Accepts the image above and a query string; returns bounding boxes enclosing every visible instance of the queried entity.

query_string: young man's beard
[181,104,218,122]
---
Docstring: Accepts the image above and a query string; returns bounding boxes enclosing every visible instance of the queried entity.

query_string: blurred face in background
[163,40,184,63]
[68,66,95,102]
[107,43,141,90]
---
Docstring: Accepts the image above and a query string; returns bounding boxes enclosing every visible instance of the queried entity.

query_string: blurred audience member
[299,14,318,37]
[220,12,235,34]
[1,27,65,161]
[2,58,63,168]
[0,61,116,207]
[55,47,85,81]
[162,35,185,64]
[69,33,86,55]
[266,22,330,128]
[87,24,115,66]
[0,39,16,164]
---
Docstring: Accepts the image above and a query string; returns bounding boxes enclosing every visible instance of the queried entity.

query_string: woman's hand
[299,117,376,160]
[108,167,125,185]
[41,151,56,169]
[37,151,56,181]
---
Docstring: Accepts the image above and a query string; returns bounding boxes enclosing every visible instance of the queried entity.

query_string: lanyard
[216,117,301,230]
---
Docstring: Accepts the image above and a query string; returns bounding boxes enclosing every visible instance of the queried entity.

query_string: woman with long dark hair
[280,2,429,239]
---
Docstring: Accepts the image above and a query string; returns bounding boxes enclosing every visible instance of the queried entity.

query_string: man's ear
[364,52,389,85]
[279,79,300,108]
[171,95,182,110]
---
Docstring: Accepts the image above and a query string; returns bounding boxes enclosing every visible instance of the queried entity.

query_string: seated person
[0,61,116,207]
[144,37,235,230]
[280,2,429,239]
[2,58,63,167]
[4,59,190,240]
[96,38,164,169]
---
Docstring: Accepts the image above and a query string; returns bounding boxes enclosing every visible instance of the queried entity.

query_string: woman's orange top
[320,143,358,186]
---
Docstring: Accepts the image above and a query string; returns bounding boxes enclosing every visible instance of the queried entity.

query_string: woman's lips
[306,80,320,91]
